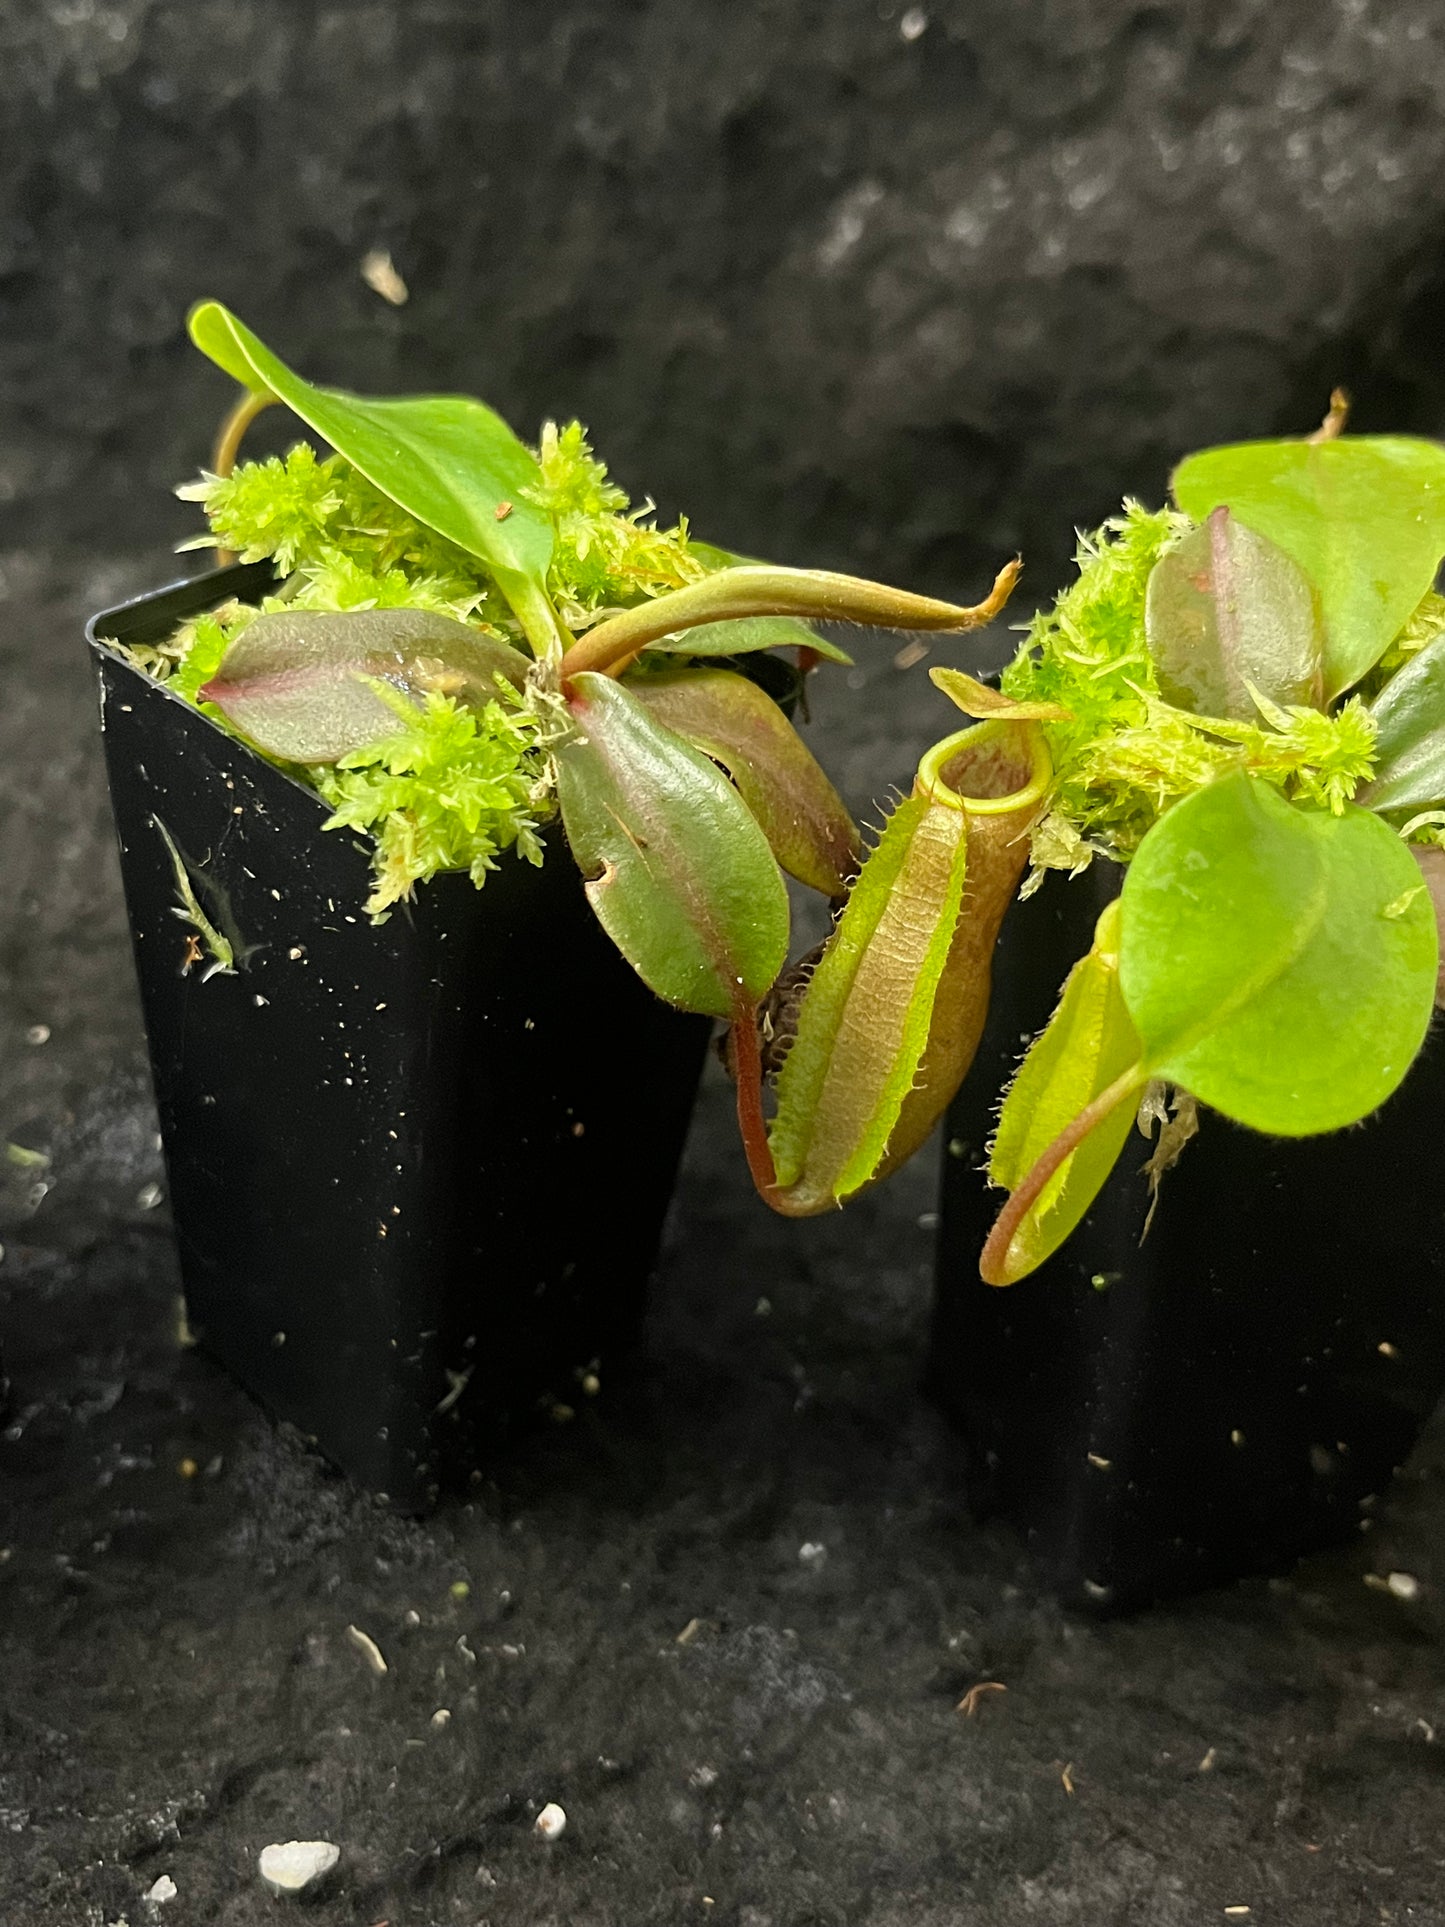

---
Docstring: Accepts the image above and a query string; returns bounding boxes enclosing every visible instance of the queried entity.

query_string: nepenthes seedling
[138,307,1445,1284]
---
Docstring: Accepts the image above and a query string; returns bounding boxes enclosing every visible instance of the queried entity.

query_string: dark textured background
[6,2,1445,1922]
[10,0,1445,581]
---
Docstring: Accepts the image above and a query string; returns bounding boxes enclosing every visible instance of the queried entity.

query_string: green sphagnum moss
[1001,500,1382,887]
[155,424,719,914]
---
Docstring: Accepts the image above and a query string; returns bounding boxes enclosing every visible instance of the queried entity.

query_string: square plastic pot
[89,564,715,1510]
[929,862,1445,1612]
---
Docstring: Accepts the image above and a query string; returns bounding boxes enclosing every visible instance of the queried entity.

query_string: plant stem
[978,1062,1147,1286]
[212,389,277,480]
[501,570,575,663]
[559,559,1022,685]
[210,389,279,568]
[730,1008,781,1202]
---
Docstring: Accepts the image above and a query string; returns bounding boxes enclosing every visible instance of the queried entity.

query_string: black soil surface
[6,562,1445,1927]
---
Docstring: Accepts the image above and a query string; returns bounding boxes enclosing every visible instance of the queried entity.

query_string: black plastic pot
[89,564,720,1509]
[929,862,1445,1612]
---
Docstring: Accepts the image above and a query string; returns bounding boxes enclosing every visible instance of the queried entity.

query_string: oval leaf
[555,672,789,1017]
[628,666,860,897]
[1144,507,1323,718]
[1362,634,1445,815]
[984,902,1144,1284]
[1171,436,1445,699]
[645,614,852,665]
[200,608,530,763]
[188,302,561,652]
[1119,773,1437,1133]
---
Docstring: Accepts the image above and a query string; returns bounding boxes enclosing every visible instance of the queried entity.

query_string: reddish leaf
[201,608,529,763]
[629,666,859,897]
[1145,507,1324,718]
[555,672,790,1018]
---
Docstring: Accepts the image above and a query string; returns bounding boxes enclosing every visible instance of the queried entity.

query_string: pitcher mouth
[915,718,1052,816]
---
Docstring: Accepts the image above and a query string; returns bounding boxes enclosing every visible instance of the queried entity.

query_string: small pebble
[258,1841,340,1896]
[345,1624,388,1675]
[136,1182,164,1210]
[360,247,409,305]
[798,1541,827,1568]
[146,1874,178,1903]
[535,1802,567,1841]
[25,1024,50,1046]
[1388,1570,1421,1600]
[431,1707,451,1728]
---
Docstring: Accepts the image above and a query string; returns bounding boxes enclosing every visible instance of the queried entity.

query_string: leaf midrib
[579,684,761,1014]
[1135,833,1329,1075]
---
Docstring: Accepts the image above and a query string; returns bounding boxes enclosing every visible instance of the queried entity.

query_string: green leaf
[555,672,789,1017]
[1363,634,1445,814]
[1143,507,1324,718]
[769,793,970,1207]
[1172,436,1445,699]
[984,773,1437,1282]
[188,302,561,654]
[644,614,852,665]
[686,539,751,573]
[1119,773,1437,1133]
[200,608,530,764]
[628,666,860,897]
[985,902,1144,1283]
